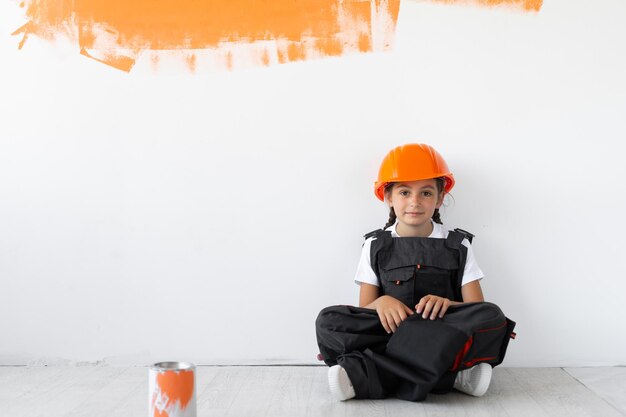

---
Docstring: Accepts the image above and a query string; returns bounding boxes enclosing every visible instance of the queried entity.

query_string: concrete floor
[0,366,624,417]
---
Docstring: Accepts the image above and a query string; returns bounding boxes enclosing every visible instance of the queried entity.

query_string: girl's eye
[399,190,410,197]
[422,191,432,197]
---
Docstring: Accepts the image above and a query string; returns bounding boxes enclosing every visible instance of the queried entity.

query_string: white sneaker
[328,365,356,401]
[453,363,492,397]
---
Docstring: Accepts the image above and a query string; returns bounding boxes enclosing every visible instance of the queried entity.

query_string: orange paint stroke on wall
[12,0,401,72]
[11,0,541,72]
[425,0,543,12]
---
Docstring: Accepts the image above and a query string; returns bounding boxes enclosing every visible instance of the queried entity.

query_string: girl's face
[386,179,444,237]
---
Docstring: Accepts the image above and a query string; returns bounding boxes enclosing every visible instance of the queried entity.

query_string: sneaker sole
[328,365,355,401]
[472,363,493,397]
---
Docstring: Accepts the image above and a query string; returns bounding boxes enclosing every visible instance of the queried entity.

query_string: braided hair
[382,178,446,229]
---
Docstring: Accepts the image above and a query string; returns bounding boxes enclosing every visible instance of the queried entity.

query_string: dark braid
[383,207,397,229]
[432,208,443,224]
[382,183,396,229]
[432,177,446,224]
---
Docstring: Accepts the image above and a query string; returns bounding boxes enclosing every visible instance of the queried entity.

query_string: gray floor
[0,366,624,417]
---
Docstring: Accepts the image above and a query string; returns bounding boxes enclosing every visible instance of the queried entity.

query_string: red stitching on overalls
[451,336,473,372]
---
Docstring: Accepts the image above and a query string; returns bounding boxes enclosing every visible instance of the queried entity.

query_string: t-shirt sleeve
[461,238,484,286]
[354,238,380,287]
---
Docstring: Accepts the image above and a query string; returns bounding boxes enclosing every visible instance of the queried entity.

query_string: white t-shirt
[354,220,484,287]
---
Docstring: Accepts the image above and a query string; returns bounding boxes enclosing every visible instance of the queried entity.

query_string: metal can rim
[150,361,196,372]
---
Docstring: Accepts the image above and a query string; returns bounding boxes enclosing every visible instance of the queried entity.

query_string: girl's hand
[373,295,415,334]
[415,295,452,320]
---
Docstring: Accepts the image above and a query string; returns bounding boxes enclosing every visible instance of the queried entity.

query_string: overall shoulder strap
[367,229,393,281]
[445,230,465,249]
[445,228,474,302]
[363,229,384,240]
[453,228,475,244]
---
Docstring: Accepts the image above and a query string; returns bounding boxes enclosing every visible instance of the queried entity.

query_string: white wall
[1,0,625,367]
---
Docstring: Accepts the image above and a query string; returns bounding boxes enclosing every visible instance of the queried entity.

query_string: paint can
[149,361,197,417]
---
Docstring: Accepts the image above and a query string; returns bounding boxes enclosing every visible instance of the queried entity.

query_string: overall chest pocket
[413,265,455,301]
[380,266,416,308]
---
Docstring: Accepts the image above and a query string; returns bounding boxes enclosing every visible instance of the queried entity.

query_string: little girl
[316,143,515,402]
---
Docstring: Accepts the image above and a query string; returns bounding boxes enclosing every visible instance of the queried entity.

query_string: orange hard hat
[374,143,455,201]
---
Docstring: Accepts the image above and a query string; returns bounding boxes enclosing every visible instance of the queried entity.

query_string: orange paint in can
[149,362,196,417]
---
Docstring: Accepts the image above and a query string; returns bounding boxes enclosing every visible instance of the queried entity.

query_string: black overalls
[315,229,516,402]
